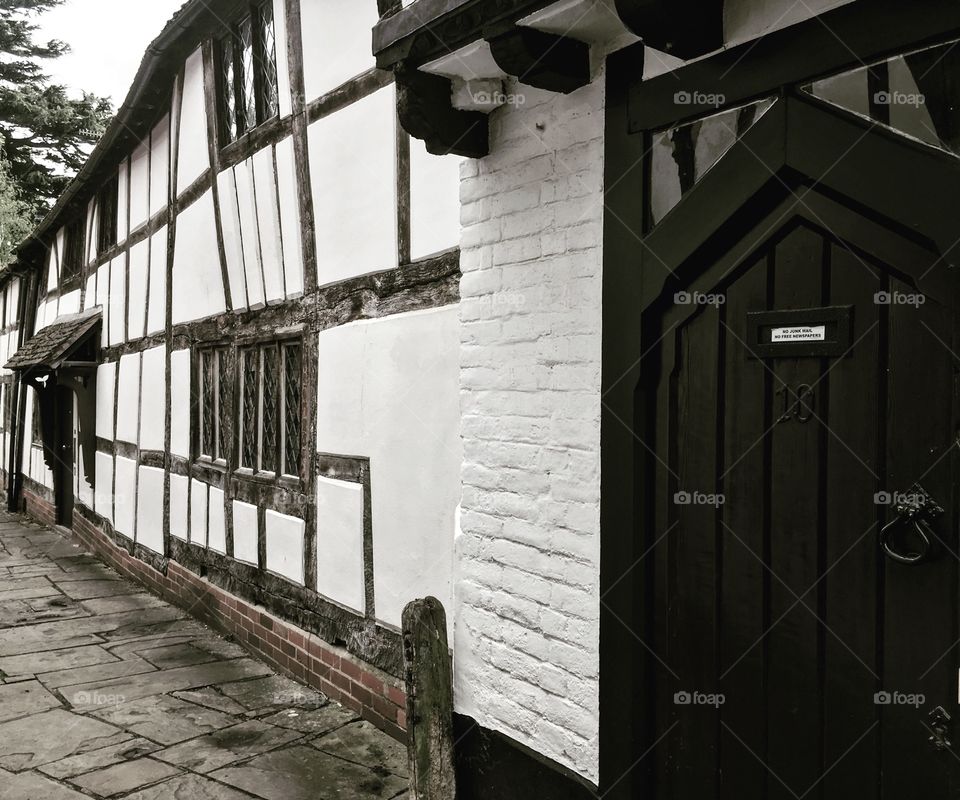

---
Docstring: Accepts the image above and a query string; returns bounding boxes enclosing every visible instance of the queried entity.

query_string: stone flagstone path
[0,510,409,799]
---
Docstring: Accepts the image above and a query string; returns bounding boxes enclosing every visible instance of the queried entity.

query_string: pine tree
[0,0,112,233]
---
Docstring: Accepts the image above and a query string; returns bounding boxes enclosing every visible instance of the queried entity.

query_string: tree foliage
[0,0,113,246]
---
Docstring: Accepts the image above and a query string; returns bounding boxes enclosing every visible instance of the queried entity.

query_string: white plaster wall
[315,306,461,631]
[409,138,463,260]
[308,86,398,285]
[315,476,364,613]
[95,362,116,440]
[233,501,259,565]
[235,159,265,308]
[139,346,166,452]
[108,255,126,346]
[170,473,189,542]
[190,478,207,546]
[299,0,378,101]
[95,262,110,348]
[150,116,170,217]
[128,238,149,340]
[177,48,210,194]
[252,147,284,303]
[147,227,167,335]
[456,75,605,783]
[217,169,248,310]
[265,510,304,585]
[129,140,151,232]
[94,452,113,523]
[172,190,225,324]
[117,162,129,243]
[136,466,165,554]
[115,353,140,445]
[209,487,226,554]
[114,455,137,538]
[59,290,80,317]
[169,349,190,459]
[275,138,303,296]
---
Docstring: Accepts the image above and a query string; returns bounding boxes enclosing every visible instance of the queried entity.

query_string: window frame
[236,336,303,482]
[195,344,232,466]
[61,216,86,284]
[96,173,119,254]
[215,0,281,147]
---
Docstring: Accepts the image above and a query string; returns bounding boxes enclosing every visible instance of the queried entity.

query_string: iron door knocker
[879,484,944,566]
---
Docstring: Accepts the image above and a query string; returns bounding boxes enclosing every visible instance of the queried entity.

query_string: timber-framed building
[11,0,960,797]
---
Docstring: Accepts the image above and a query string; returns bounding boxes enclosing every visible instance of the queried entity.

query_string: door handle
[879,484,943,566]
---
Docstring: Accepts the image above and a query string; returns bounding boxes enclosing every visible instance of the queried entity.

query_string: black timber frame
[601,6,960,798]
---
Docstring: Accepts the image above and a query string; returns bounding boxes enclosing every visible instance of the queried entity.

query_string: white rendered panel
[115,353,141,445]
[309,86,398,285]
[177,48,211,194]
[275,138,303,297]
[315,476,365,613]
[136,466,165,554]
[172,190,225,324]
[139,346,165,451]
[265,510,305,585]
[170,474,189,541]
[232,501,259,565]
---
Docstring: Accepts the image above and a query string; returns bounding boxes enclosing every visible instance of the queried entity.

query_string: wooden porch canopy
[6,308,102,378]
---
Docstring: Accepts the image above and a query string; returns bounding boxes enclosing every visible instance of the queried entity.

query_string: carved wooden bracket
[395,65,490,158]
[615,0,723,59]
[486,27,590,94]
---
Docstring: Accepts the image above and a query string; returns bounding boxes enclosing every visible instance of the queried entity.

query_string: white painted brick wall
[454,71,605,784]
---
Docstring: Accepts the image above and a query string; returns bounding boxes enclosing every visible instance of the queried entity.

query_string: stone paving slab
[0,509,409,798]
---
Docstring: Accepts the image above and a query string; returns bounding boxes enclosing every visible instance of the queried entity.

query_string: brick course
[22,488,407,742]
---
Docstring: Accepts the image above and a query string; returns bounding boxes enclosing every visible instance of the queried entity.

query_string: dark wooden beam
[486,27,590,94]
[395,66,489,158]
[628,0,960,132]
[615,0,723,60]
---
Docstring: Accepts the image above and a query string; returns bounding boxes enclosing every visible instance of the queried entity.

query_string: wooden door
[640,112,960,798]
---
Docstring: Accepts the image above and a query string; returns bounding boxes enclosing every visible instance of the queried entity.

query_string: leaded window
[31,395,42,446]
[238,340,302,477]
[62,217,85,283]
[197,347,230,462]
[217,1,280,144]
[97,173,119,253]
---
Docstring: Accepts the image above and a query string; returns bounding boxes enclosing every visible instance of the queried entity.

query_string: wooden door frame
[601,27,960,796]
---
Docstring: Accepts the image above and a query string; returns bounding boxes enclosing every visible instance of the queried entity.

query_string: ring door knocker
[879,484,944,566]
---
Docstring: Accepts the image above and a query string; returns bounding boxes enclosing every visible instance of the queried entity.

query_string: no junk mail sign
[746,306,853,358]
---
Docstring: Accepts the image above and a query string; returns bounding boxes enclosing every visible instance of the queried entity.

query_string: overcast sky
[37,0,188,106]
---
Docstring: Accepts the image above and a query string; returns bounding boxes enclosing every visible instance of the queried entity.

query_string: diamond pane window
[220,37,238,143]
[197,347,230,462]
[261,345,279,473]
[259,2,279,121]
[239,16,256,134]
[217,2,281,145]
[282,343,302,476]
[241,348,258,469]
[200,350,215,458]
[217,349,230,460]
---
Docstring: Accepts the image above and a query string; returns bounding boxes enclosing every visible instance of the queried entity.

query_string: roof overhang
[374,0,680,158]
[6,308,102,377]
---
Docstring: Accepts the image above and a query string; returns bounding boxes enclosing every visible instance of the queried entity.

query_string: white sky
[37,0,188,106]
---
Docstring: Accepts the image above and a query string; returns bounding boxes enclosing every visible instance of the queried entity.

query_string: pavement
[0,509,409,799]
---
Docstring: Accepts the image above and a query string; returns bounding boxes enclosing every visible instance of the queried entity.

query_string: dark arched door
[638,93,960,798]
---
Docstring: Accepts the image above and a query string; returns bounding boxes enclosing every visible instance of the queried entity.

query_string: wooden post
[402,596,456,800]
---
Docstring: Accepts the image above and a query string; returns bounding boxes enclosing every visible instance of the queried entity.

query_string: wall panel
[308,86,398,285]
[177,48,210,194]
[172,190,225,324]
[300,0,378,101]
[136,466,165,554]
[115,353,140,445]
[139,346,166,451]
[266,510,305,585]
[315,476,365,613]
